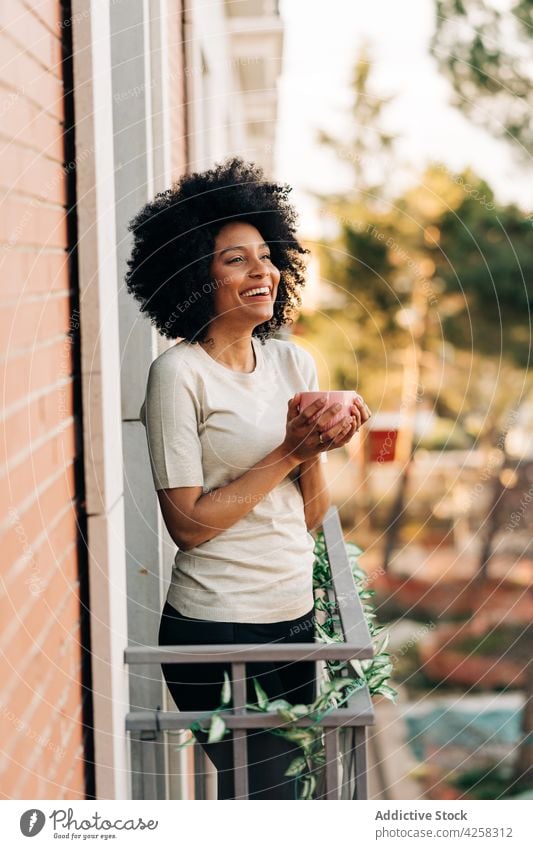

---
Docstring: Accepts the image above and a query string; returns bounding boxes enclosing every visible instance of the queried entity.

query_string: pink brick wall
[0,0,85,799]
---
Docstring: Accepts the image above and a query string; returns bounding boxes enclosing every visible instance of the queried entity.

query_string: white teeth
[242,287,270,297]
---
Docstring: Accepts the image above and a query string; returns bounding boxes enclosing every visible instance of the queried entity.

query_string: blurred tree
[388,169,533,553]
[308,44,406,405]
[315,42,397,205]
[431,0,533,157]
[305,161,533,409]
[304,43,533,568]
[423,168,533,367]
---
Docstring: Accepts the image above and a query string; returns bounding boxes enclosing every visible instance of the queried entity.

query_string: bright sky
[275,0,532,238]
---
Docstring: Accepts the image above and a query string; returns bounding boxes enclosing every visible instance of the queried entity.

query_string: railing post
[143,737,158,798]
[353,726,369,800]
[136,714,162,800]
[194,742,207,800]
[231,662,249,799]
[322,728,340,799]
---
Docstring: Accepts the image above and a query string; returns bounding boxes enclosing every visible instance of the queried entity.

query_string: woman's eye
[228,254,271,263]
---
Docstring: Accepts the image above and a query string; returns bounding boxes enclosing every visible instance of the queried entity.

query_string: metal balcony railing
[124,506,375,799]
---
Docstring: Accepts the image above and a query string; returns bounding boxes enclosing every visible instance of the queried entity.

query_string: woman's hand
[317,393,372,452]
[281,393,372,463]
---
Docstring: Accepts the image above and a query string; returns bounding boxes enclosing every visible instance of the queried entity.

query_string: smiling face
[208,221,281,328]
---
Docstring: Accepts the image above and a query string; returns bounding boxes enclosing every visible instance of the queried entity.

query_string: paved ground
[367,686,422,800]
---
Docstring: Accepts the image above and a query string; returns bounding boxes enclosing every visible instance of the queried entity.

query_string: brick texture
[0,1,85,800]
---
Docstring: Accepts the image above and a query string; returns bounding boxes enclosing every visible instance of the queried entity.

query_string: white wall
[71,0,130,800]
[184,1,247,169]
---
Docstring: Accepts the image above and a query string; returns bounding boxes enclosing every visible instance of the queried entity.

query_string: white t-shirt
[139,335,328,623]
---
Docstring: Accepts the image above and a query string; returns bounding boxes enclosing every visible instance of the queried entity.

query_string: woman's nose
[249,258,269,276]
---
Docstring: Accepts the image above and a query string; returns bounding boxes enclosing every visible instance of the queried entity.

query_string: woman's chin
[254,308,274,324]
[246,303,273,318]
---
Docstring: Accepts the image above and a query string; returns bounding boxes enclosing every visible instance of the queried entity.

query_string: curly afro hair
[124,156,310,344]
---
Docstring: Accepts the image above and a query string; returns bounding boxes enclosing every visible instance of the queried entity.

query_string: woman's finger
[350,404,362,429]
[361,396,372,416]
[287,393,301,420]
[338,416,357,442]
[354,396,371,424]
[316,402,343,430]
[321,414,352,443]
[299,396,327,426]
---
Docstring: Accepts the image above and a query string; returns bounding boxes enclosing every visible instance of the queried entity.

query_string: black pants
[158,600,316,800]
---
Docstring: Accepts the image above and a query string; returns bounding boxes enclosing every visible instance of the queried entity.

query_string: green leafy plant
[312,531,399,704]
[173,531,397,799]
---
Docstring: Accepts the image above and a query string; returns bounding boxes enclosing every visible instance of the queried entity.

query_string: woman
[126,157,371,799]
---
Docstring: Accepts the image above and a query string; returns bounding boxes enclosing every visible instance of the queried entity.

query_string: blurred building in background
[0,0,284,800]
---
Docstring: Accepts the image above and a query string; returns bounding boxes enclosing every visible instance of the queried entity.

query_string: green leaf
[328,676,354,692]
[368,675,390,690]
[284,755,308,777]
[253,679,270,710]
[278,728,316,744]
[375,684,399,703]
[268,698,293,712]
[299,773,317,800]
[270,699,309,722]
[288,703,310,718]
[314,621,341,644]
[349,658,365,678]
[277,708,299,722]
[207,713,226,743]
[221,671,231,705]
[374,632,390,654]
[370,657,393,672]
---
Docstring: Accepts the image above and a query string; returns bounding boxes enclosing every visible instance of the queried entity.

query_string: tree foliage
[421,168,533,365]
[307,46,532,436]
[431,0,533,157]
[315,42,397,205]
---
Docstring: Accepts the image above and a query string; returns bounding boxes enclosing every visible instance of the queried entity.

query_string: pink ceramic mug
[298,390,359,430]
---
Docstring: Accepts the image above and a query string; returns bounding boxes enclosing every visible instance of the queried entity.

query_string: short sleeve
[293,345,329,465]
[140,358,204,490]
